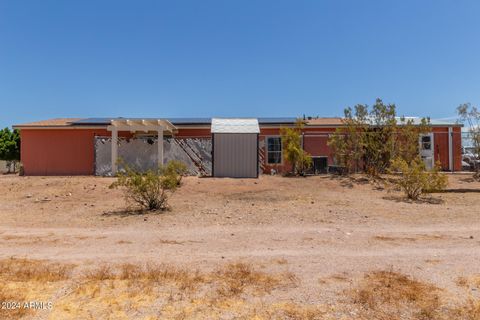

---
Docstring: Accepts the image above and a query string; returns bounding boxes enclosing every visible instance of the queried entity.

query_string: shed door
[213,133,258,178]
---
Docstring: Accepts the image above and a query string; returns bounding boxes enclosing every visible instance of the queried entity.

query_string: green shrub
[280,121,312,176]
[390,157,448,200]
[109,160,188,211]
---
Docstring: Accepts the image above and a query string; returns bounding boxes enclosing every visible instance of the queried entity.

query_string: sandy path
[0,174,479,305]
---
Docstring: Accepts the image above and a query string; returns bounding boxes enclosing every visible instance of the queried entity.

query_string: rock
[470,235,474,239]
[25,194,32,198]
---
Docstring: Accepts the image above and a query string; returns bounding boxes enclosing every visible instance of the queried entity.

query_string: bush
[390,157,448,200]
[327,99,431,177]
[109,160,188,211]
[280,121,312,176]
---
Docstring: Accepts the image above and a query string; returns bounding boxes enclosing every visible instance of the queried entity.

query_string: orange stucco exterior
[20,129,131,175]
[21,129,97,175]
[19,124,463,176]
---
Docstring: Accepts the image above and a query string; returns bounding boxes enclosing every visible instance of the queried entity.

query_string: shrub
[109,160,187,211]
[327,99,431,177]
[280,120,312,175]
[390,157,448,200]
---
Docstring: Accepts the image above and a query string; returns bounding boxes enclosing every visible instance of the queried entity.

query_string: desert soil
[0,174,479,318]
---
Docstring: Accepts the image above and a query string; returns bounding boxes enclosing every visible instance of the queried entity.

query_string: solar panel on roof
[70,118,112,125]
[71,117,299,126]
[257,117,297,124]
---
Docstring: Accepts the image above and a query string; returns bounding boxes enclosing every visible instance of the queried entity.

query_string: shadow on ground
[382,195,444,205]
[101,209,161,217]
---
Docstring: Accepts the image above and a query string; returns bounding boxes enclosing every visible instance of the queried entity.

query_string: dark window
[421,135,431,150]
[267,137,282,164]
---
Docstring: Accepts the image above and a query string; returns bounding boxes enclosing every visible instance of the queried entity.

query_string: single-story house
[13,117,463,177]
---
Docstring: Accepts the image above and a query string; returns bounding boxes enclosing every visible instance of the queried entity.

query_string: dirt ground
[0,174,479,319]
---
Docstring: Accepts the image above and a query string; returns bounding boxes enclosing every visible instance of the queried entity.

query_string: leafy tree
[280,120,312,176]
[457,103,480,179]
[390,157,448,200]
[0,128,20,173]
[327,105,368,173]
[328,99,430,177]
[109,160,188,211]
[362,99,397,176]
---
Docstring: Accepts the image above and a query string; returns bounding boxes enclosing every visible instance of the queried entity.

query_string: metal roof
[211,118,260,133]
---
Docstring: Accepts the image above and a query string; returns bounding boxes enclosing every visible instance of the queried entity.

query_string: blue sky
[1,0,480,129]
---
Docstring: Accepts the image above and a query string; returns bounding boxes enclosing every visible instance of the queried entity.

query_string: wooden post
[158,128,164,167]
[111,127,118,175]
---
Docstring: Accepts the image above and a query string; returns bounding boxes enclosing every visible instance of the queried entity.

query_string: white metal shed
[211,118,260,178]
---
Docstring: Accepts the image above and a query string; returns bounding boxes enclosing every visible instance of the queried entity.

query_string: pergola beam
[107,119,176,175]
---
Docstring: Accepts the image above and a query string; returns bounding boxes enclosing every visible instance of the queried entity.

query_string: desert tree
[361,99,397,176]
[327,104,368,173]
[0,128,20,173]
[457,103,480,179]
[328,98,431,177]
[280,120,312,176]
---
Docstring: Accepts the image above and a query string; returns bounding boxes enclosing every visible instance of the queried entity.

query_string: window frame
[420,135,432,151]
[265,135,283,165]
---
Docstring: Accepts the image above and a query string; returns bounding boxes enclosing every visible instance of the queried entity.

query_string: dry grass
[0,258,73,320]
[457,276,470,288]
[215,262,297,298]
[248,302,326,320]
[0,258,478,320]
[351,270,480,320]
[50,261,300,319]
[450,298,480,320]
[352,270,443,319]
[0,257,71,282]
[0,285,28,319]
[84,264,115,281]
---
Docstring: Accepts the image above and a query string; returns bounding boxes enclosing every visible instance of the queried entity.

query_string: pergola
[107,119,177,174]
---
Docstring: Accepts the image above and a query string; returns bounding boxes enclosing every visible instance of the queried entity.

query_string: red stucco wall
[21,129,98,175]
[260,126,462,174]
[20,128,133,175]
[20,125,463,175]
[433,127,463,171]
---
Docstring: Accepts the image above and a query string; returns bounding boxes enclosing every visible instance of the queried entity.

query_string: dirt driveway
[0,174,479,318]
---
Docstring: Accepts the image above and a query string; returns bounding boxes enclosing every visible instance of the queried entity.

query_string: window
[267,137,282,164]
[421,135,431,150]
